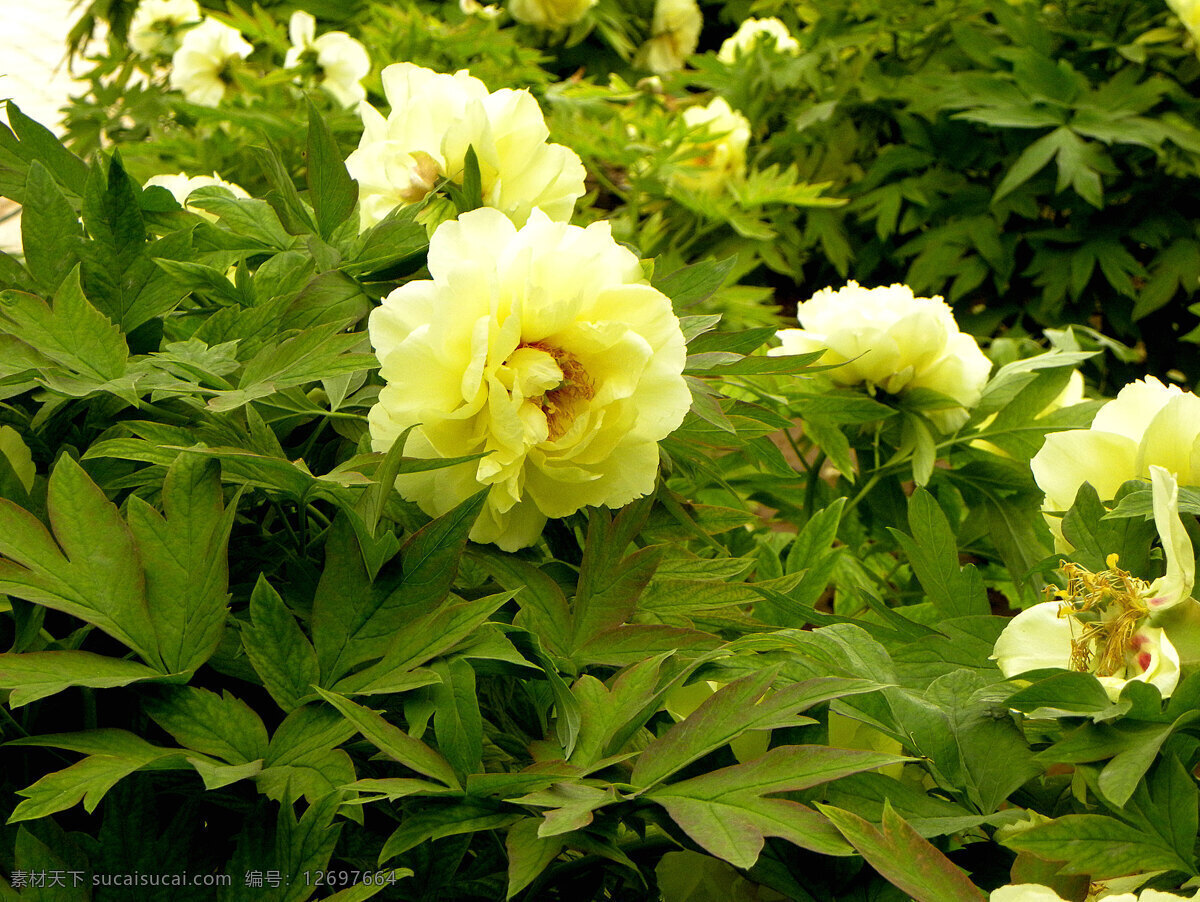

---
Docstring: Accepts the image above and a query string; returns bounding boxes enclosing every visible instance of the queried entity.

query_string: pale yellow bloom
[993,467,1191,702]
[1167,0,1200,44]
[345,63,586,230]
[367,207,691,550]
[1032,376,1200,547]
[461,0,503,18]
[769,281,992,432]
[635,0,702,74]
[717,17,799,63]
[671,97,750,195]
[284,11,371,108]
[168,17,252,106]
[144,172,249,219]
[129,0,201,57]
[509,0,597,28]
[991,887,1195,902]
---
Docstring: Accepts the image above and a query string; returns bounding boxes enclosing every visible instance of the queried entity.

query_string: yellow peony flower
[128,0,201,57]
[716,17,800,63]
[768,281,992,432]
[345,63,587,231]
[284,11,371,108]
[1032,376,1200,547]
[509,0,597,29]
[671,97,751,195]
[168,17,252,106]
[993,468,1192,702]
[635,0,703,74]
[367,207,692,550]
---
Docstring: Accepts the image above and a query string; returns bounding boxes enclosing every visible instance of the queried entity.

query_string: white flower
[716,17,800,63]
[144,171,249,219]
[128,0,201,56]
[993,467,1192,701]
[991,887,1196,902]
[367,207,692,551]
[1032,376,1200,547]
[345,63,587,231]
[168,17,253,106]
[635,0,702,74]
[461,0,503,18]
[768,281,992,432]
[671,97,751,195]
[509,0,597,28]
[990,886,1069,902]
[284,11,371,108]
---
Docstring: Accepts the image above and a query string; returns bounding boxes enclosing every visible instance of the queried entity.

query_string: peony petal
[992,602,1076,677]
[1145,466,1195,614]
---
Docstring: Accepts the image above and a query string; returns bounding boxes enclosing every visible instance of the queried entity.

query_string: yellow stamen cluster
[1050,556,1150,677]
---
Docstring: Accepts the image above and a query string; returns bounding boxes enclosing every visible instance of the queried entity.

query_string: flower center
[508,342,594,441]
[398,151,442,203]
[1054,558,1151,677]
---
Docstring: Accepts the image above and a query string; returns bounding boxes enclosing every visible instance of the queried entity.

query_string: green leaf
[889,490,990,618]
[8,734,185,823]
[430,658,483,779]
[144,685,270,765]
[0,651,168,707]
[505,817,564,900]
[241,575,321,711]
[652,257,735,309]
[127,454,236,673]
[994,128,1063,202]
[4,102,89,196]
[306,99,359,240]
[0,269,129,384]
[20,161,84,295]
[651,746,904,867]
[460,145,483,212]
[632,674,880,789]
[817,802,987,902]
[1004,813,1195,877]
[314,687,461,790]
[313,492,485,684]
[0,455,160,666]
[378,801,517,863]
[572,502,661,649]
[250,144,318,236]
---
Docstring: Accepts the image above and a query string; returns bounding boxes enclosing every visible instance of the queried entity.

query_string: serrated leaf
[0,651,167,707]
[314,687,461,790]
[242,576,320,711]
[306,99,358,240]
[889,490,990,618]
[817,802,987,902]
[144,685,270,765]
[20,161,84,294]
[0,455,159,666]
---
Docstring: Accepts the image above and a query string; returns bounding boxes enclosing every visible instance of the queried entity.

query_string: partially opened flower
[284,11,370,108]
[169,17,253,106]
[768,281,992,432]
[993,466,1194,701]
[367,207,691,550]
[635,0,702,74]
[509,0,597,28]
[1032,376,1200,547]
[345,63,586,230]
[670,97,750,194]
[129,0,201,57]
[717,17,799,63]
